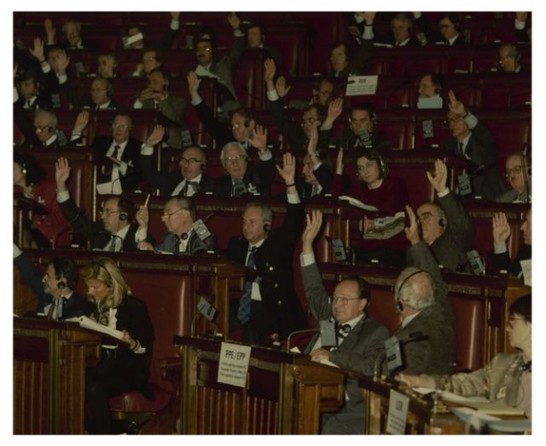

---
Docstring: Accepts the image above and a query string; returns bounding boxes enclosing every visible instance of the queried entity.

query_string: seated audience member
[75,112,142,194]
[498,43,525,73]
[213,133,276,198]
[399,294,532,421]
[328,12,374,77]
[496,152,531,203]
[416,73,444,109]
[96,53,118,78]
[70,77,119,111]
[300,210,389,434]
[441,91,505,200]
[14,152,70,248]
[13,245,90,319]
[81,258,154,434]
[26,109,75,148]
[386,205,456,376]
[244,21,283,72]
[513,11,531,43]
[339,104,393,150]
[137,196,216,254]
[191,12,245,119]
[264,58,335,150]
[367,12,419,47]
[297,126,333,199]
[13,70,52,110]
[331,148,409,267]
[414,159,474,272]
[281,75,335,111]
[131,48,163,78]
[140,126,214,196]
[413,12,466,46]
[224,153,306,345]
[44,18,98,50]
[55,158,149,251]
[490,209,531,278]
[133,68,186,149]
[187,71,259,149]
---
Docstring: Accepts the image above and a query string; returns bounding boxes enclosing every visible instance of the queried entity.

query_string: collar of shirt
[25,96,37,107]
[396,38,410,46]
[97,100,112,110]
[342,313,365,331]
[448,34,460,46]
[401,311,420,328]
[113,223,131,240]
[44,133,58,147]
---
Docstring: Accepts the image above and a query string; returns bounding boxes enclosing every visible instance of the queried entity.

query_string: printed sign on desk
[386,389,410,434]
[346,75,378,96]
[217,342,252,388]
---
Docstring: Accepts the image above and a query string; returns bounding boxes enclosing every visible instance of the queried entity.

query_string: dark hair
[18,70,41,86]
[246,22,265,37]
[14,152,46,185]
[509,294,531,323]
[355,148,389,178]
[49,257,78,291]
[330,41,352,62]
[419,72,444,94]
[303,104,327,123]
[231,107,255,124]
[340,275,371,308]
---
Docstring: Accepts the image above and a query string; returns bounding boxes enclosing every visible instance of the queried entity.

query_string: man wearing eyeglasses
[496,152,532,203]
[136,196,216,255]
[140,126,214,196]
[299,209,389,434]
[55,157,149,251]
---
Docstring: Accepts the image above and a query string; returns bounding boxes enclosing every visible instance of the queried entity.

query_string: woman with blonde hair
[80,257,154,434]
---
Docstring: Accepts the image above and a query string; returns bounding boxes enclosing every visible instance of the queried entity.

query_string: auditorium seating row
[14,12,530,76]
[14,148,528,264]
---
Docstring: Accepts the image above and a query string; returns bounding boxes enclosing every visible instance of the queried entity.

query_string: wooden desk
[13,317,101,434]
[175,336,345,434]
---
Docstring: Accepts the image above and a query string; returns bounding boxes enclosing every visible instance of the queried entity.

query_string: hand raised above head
[492,212,511,245]
[404,205,420,245]
[302,210,323,251]
[426,159,448,194]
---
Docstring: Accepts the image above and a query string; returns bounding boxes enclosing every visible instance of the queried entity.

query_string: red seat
[109,384,172,414]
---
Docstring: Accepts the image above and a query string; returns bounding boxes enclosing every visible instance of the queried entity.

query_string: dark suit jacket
[14,251,92,317]
[332,37,373,77]
[140,153,214,196]
[92,136,143,193]
[442,120,505,201]
[58,194,142,251]
[213,159,276,198]
[224,198,306,339]
[139,94,186,148]
[14,94,52,111]
[413,191,474,272]
[154,230,216,254]
[489,243,531,277]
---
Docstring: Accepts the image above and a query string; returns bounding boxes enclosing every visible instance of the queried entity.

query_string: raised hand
[404,205,420,245]
[326,97,344,121]
[170,12,180,21]
[248,124,268,151]
[55,157,71,191]
[136,204,149,227]
[73,110,89,134]
[275,152,296,185]
[44,18,56,43]
[492,212,511,245]
[426,159,448,194]
[227,12,241,30]
[302,209,323,253]
[29,37,45,62]
[264,58,276,85]
[145,125,165,147]
[447,90,466,117]
[187,71,201,97]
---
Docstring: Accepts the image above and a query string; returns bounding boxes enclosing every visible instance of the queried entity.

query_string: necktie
[114,145,122,159]
[109,234,121,252]
[182,180,199,197]
[238,247,256,324]
[232,179,247,197]
[47,296,63,321]
[337,323,351,339]
[25,99,32,109]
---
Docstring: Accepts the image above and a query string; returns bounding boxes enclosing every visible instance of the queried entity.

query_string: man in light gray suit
[300,210,389,434]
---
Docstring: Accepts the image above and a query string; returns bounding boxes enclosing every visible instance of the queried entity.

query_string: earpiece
[57,281,66,290]
[244,120,250,128]
[48,126,54,133]
[377,153,387,177]
[396,300,404,312]
[439,217,447,228]
[119,212,128,221]
[263,223,271,232]
[180,232,188,240]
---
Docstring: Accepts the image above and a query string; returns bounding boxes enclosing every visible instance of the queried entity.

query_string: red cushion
[109,385,172,413]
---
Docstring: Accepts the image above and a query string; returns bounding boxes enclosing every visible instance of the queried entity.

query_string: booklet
[66,315,123,340]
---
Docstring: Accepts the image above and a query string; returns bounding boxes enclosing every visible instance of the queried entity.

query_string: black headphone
[57,281,66,290]
[376,153,387,177]
[118,212,128,221]
[263,223,271,232]
[439,216,447,228]
[395,269,426,312]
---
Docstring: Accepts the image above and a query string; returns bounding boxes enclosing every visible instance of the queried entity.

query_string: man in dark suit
[140,126,214,196]
[13,70,52,110]
[92,113,143,194]
[391,205,456,375]
[413,159,474,272]
[14,245,91,319]
[213,139,276,198]
[136,196,216,255]
[191,12,245,119]
[55,157,148,251]
[133,68,186,149]
[224,153,306,345]
[299,209,389,434]
[441,91,505,200]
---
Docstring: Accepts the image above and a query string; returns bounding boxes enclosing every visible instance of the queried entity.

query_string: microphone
[203,209,223,223]
[466,249,486,275]
[324,235,349,263]
[467,161,496,177]
[286,328,320,352]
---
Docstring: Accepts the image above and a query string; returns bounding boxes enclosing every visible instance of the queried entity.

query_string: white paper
[386,390,410,434]
[217,342,251,388]
[65,315,123,340]
[346,75,378,96]
[520,259,531,286]
[96,180,122,195]
[338,195,379,212]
